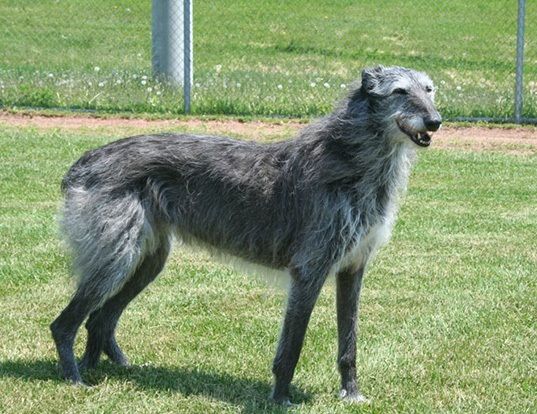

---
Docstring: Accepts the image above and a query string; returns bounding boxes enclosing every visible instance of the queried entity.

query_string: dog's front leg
[271,270,326,405]
[336,266,369,403]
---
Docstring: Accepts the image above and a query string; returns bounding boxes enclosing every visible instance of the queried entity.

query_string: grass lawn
[0,123,535,413]
[1,0,536,118]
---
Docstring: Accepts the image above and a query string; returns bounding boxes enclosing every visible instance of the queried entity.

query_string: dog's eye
[393,88,408,95]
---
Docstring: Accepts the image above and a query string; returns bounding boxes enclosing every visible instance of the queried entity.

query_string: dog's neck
[291,112,417,225]
[299,112,416,186]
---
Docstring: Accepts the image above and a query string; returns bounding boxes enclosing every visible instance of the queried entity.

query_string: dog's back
[61,134,300,286]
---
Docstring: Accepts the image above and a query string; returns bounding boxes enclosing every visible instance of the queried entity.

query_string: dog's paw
[339,388,370,404]
[71,379,91,388]
[270,397,297,408]
[270,391,298,407]
[270,394,293,407]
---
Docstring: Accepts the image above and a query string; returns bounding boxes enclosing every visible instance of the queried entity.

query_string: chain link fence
[0,1,535,122]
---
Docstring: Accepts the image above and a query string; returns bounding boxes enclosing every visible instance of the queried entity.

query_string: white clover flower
[48,73,54,78]
[116,79,122,85]
[141,80,147,85]
[147,87,152,92]
[310,82,316,87]
[94,66,100,72]
[195,82,201,88]
[156,91,162,96]
[215,64,222,73]
[236,82,241,88]
[323,82,330,88]
[277,84,283,90]
[142,75,148,80]
[340,83,346,89]
[98,81,105,87]
[456,86,462,91]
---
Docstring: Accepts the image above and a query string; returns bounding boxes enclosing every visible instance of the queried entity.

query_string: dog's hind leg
[336,266,368,403]
[271,267,327,405]
[52,192,156,383]
[50,252,147,384]
[50,290,104,384]
[79,236,170,371]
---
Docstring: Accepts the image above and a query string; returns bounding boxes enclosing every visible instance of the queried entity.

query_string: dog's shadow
[0,359,310,412]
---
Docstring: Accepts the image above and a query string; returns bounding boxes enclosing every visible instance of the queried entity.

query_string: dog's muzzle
[396,116,441,147]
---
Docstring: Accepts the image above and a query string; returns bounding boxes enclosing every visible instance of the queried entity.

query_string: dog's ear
[361,66,384,95]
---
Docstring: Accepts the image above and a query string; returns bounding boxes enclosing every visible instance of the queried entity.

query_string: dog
[51,65,441,405]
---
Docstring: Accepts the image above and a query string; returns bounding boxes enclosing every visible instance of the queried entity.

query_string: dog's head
[358,66,442,147]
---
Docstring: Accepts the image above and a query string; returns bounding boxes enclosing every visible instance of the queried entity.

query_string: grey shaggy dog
[51,66,441,405]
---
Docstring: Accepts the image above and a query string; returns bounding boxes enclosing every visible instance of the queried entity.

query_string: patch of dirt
[0,111,304,143]
[0,112,301,133]
[434,125,537,155]
[1,111,536,155]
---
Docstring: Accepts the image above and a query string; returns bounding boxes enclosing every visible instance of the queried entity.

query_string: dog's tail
[60,149,98,193]
[60,185,161,308]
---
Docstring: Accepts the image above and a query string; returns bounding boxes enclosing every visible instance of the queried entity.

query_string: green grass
[0,125,536,413]
[0,0,536,118]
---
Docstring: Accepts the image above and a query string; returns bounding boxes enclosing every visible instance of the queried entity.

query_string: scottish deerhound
[50,66,441,404]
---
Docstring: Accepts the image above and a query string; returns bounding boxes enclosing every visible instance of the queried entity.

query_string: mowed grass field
[1,0,536,118]
[0,122,536,413]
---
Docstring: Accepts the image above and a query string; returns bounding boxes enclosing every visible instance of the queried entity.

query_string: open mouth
[396,120,432,147]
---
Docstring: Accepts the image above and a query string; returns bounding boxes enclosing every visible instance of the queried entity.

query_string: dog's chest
[333,199,398,274]
[336,147,413,273]
[338,220,392,272]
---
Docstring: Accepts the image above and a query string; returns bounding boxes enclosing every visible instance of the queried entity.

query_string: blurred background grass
[0,0,536,118]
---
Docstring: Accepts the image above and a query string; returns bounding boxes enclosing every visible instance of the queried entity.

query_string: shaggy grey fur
[50,66,441,405]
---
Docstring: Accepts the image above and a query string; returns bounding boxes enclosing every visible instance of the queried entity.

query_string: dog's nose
[424,117,442,132]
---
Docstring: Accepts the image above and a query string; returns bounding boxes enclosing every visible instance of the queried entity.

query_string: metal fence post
[183,0,193,114]
[514,0,526,123]
[152,0,193,114]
